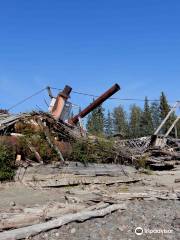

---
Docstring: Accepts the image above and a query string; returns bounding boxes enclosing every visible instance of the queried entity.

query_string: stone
[55,232,60,237]
[10,201,16,207]
[70,228,76,234]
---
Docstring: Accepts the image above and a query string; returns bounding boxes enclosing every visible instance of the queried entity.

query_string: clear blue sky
[0,0,180,114]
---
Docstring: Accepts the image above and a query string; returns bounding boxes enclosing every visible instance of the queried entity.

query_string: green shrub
[69,140,90,165]
[69,138,115,164]
[0,144,16,181]
[17,132,59,163]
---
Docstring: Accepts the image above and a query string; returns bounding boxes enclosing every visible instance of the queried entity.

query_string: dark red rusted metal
[59,85,72,99]
[68,84,120,125]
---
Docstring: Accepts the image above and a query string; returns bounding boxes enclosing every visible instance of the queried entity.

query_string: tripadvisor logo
[135,227,143,236]
[135,227,173,235]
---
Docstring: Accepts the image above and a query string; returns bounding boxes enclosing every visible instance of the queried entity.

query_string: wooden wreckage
[0,84,180,170]
[0,85,180,239]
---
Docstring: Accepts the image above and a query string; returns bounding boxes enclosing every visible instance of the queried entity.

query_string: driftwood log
[0,203,126,240]
[0,203,87,231]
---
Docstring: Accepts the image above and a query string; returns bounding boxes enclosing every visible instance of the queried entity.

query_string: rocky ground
[0,162,179,240]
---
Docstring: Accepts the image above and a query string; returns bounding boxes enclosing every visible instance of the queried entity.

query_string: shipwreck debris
[0,84,180,174]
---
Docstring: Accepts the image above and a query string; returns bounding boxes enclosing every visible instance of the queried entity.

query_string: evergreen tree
[140,97,153,136]
[104,110,113,136]
[159,92,176,135]
[176,120,180,138]
[86,104,105,135]
[159,92,170,120]
[150,101,161,131]
[129,104,142,138]
[113,105,128,137]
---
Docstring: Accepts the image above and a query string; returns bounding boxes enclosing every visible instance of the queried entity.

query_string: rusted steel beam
[51,85,72,121]
[68,84,120,125]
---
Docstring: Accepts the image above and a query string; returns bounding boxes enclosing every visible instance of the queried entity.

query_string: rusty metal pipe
[68,84,120,125]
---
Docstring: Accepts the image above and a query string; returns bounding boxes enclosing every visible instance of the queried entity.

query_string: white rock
[10,201,16,207]
[70,228,76,234]
[44,233,49,238]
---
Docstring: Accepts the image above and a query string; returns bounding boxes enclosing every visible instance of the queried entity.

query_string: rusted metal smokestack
[68,84,120,125]
[50,85,72,121]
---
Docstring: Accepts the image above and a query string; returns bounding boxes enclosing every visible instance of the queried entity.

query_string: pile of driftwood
[1,163,179,240]
[1,190,179,240]
[0,173,179,240]
[0,202,126,240]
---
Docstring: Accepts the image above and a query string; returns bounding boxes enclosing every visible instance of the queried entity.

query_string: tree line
[86,92,180,138]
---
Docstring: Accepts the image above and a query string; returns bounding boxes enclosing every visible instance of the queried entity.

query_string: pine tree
[150,101,161,131]
[104,110,113,136]
[159,92,170,121]
[176,120,180,138]
[159,92,176,135]
[129,104,142,138]
[113,105,128,137]
[140,97,153,136]
[86,104,105,136]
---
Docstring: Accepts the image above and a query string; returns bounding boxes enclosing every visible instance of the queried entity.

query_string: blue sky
[0,0,180,114]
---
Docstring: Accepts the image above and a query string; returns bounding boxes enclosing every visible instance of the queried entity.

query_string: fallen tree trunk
[0,203,126,240]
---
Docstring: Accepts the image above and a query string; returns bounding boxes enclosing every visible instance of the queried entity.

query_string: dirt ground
[0,162,179,240]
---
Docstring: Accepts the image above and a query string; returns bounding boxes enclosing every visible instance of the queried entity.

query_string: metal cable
[50,86,162,102]
[7,88,46,111]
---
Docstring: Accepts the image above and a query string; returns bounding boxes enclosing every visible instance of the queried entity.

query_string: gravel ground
[32,200,180,240]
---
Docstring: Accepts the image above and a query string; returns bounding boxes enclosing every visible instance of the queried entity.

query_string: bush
[0,143,16,181]
[17,132,59,163]
[135,154,149,169]
[69,138,115,164]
